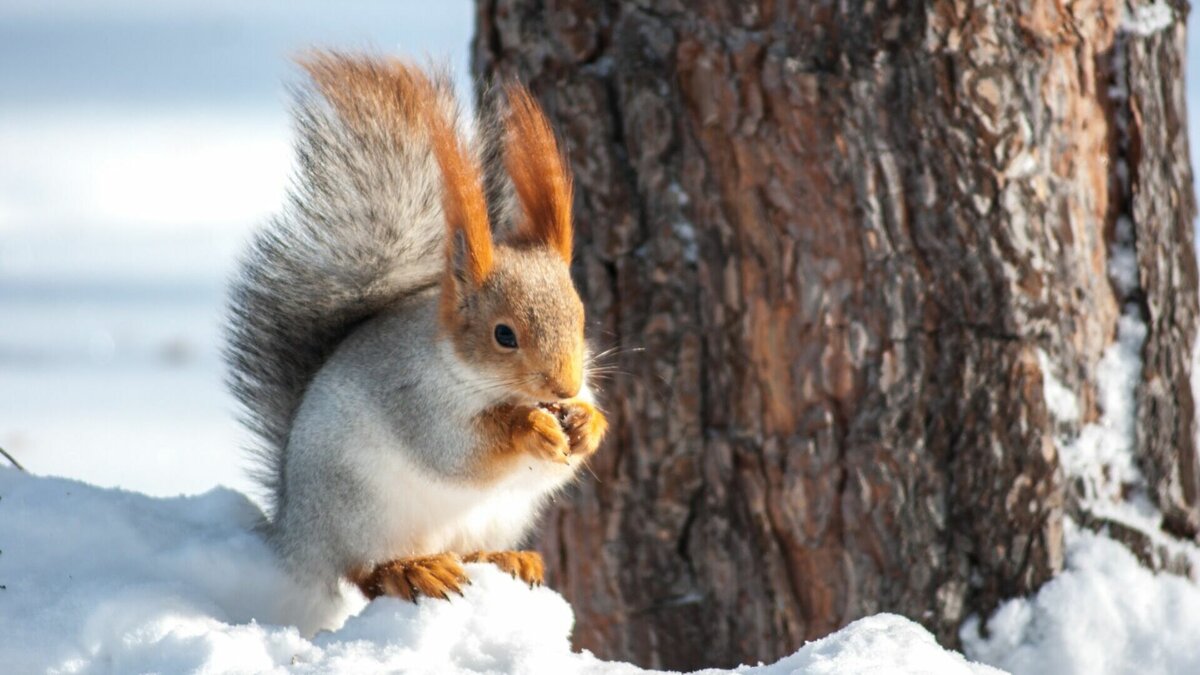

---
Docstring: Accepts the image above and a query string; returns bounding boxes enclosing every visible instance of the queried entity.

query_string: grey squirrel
[224,52,606,616]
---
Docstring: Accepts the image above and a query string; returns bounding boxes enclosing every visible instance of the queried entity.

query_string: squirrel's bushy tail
[224,52,463,516]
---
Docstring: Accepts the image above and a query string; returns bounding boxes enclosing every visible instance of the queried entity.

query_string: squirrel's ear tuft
[503,84,573,264]
[428,92,494,286]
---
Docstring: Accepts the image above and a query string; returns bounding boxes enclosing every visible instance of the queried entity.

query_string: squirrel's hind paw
[353,552,470,602]
[464,550,545,587]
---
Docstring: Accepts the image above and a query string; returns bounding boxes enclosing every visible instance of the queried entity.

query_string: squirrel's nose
[543,369,581,400]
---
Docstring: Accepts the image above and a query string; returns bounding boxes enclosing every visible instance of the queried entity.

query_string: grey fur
[475,81,518,235]
[224,68,464,518]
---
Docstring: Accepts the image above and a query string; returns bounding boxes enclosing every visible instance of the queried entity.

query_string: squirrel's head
[431,83,586,403]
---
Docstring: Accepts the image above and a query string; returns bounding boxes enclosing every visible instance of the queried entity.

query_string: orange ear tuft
[503,84,574,263]
[428,96,494,285]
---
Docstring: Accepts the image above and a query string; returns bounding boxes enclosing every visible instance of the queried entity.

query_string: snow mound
[0,468,996,673]
[963,525,1200,675]
[741,614,1002,675]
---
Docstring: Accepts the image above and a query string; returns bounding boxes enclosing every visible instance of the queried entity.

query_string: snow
[1120,1,1175,38]
[741,615,1002,675]
[1035,350,1080,423]
[962,525,1200,675]
[1106,217,1140,298]
[1050,311,1148,505]
[0,467,996,674]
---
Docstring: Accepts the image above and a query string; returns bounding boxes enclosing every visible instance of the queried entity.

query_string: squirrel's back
[224,53,462,516]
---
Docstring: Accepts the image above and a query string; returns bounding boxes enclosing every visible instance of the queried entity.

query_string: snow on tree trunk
[473,0,1199,669]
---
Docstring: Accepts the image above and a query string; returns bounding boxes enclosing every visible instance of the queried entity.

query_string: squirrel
[224,52,607,616]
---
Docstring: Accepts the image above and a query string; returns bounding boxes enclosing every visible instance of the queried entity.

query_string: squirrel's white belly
[358,436,575,560]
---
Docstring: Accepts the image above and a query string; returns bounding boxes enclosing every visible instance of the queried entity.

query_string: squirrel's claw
[464,550,545,587]
[354,553,470,602]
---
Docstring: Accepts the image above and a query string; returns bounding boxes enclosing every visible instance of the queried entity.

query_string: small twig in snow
[0,445,26,472]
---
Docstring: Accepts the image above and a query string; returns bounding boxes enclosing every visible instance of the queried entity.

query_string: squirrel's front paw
[513,407,570,463]
[556,400,608,458]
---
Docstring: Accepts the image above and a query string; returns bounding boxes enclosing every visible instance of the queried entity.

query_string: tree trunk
[473,1,1199,669]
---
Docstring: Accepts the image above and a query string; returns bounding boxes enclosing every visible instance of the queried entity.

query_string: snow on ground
[962,525,1200,675]
[0,467,998,674]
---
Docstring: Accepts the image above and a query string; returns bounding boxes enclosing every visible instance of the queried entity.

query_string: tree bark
[473,0,1199,669]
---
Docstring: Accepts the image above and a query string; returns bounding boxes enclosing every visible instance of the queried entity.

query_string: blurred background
[1,1,1199,506]
[0,0,471,501]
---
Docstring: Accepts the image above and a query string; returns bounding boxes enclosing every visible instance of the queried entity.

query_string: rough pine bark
[473,0,1199,669]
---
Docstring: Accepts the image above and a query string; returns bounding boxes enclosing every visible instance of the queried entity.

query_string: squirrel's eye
[494,324,518,349]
